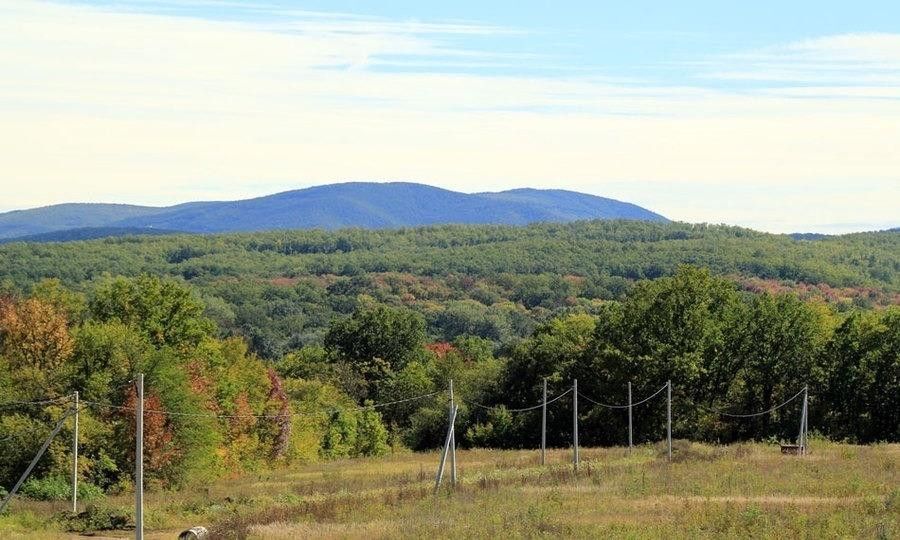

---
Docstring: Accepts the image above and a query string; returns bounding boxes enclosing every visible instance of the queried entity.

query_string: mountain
[0,182,666,240]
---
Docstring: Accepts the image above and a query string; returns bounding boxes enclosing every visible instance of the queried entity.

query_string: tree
[824,308,900,442]
[324,301,425,396]
[719,293,832,441]
[0,297,74,394]
[89,275,213,350]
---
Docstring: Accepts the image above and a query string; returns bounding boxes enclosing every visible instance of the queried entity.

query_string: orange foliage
[123,388,178,473]
[0,296,74,371]
[425,342,455,358]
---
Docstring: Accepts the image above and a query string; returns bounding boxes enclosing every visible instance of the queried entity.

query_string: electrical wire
[461,387,572,413]
[576,383,669,409]
[700,387,806,418]
[79,390,442,420]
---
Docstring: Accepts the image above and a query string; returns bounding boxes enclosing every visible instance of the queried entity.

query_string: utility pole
[434,405,459,492]
[448,379,457,485]
[666,380,672,461]
[135,374,143,540]
[799,385,809,456]
[541,378,547,466]
[572,379,579,472]
[72,391,79,513]
[0,408,73,513]
[627,382,633,455]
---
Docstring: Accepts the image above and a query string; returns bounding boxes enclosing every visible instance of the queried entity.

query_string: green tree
[89,275,213,349]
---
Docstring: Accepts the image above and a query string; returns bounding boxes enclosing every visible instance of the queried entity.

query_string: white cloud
[707,32,900,84]
[0,1,898,233]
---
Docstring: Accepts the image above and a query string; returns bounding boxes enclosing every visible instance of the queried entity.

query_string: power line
[79,390,441,420]
[0,396,72,409]
[577,383,668,409]
[699,387,806,418]
[461,387,572,413]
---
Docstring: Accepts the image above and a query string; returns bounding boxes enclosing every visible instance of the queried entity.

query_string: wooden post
[666,380,672,462]
[573,379,579,472]
[136,374,143,540]
[449,379,457,485]
[627,382,633,455]
[541,378,547,466]
[434,404,459,492]
[72,391,79,513]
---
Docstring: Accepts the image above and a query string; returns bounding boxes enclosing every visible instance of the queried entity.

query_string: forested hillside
[0,221,896,359]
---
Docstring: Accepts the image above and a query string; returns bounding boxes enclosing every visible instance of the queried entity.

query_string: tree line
[2,265,895,500]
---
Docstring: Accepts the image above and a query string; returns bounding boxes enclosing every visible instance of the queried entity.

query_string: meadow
[0,440,896,539]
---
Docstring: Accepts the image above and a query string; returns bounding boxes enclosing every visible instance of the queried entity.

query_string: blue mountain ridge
[0,182,667,240]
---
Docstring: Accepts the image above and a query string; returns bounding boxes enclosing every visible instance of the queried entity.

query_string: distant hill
[0,182,666,240]
[0,226,182,244]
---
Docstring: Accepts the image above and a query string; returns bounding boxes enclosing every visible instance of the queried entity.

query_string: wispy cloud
[704,33,900,86]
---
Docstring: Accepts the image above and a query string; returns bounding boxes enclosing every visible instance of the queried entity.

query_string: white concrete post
[541,378,547,465]
[666,380,672,461]
[72,391,79,513]
[627,382,633,455]
[135,374,144,540]
[573,379,579,472]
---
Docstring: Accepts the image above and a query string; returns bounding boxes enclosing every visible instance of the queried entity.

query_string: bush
[355,406,390,457]
[62,504,131,533]
[21,475,104,502]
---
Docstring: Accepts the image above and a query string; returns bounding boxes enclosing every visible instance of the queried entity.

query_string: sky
[1,0,899,233]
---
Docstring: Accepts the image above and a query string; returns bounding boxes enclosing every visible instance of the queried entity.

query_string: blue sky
[1,0,898,232]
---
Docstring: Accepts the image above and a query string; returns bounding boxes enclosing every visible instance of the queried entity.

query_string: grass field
[1,440,897,539]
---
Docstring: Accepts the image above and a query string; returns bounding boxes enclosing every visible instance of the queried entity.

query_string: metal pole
[627,382,633,455]
[434,404,458,492]
[541,378,547,466]
[72,391,79,513]
[135,374,143,540]
[449,379,457,485]
[666,380,672,461]
[573,379,579,472]
[0,408,74,514]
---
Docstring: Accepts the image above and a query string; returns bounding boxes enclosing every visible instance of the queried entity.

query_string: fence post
[627,382,633,455]
[449,379,457,485]
[136,374,143,540]
[573,379,579,472]
[434,404,459,492]
[72,390,79,513]
[666,380,672,461]
[541,378,547,466]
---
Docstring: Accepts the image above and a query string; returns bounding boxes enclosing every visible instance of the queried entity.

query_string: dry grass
[1,440,897,539]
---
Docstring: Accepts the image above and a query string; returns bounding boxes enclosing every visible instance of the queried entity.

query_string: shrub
[62,504,131,533]
[21,475,104,502]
